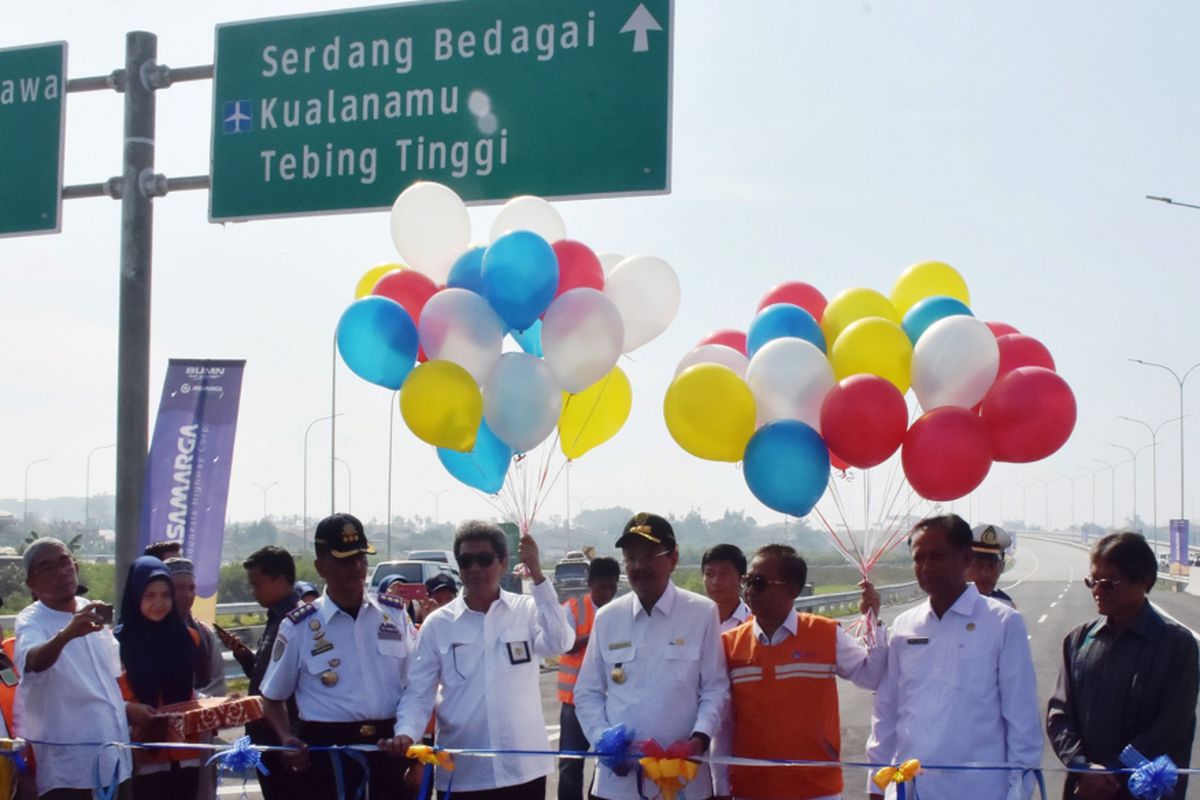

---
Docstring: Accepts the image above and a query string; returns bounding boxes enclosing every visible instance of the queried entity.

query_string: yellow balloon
[830,317,913,394]
[821,287,899,345]
[663,364,756,462]
[890,260,970,317]
[355,262,404,299]
[559,367,633,460]
[400,360,482,452]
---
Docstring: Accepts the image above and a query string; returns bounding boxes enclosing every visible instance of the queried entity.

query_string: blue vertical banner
[1170,519,1190,577]
[139,359,246,598]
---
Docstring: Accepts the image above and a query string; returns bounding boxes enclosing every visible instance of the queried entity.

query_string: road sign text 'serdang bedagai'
[0,42,66,237]
[210,0,672,222]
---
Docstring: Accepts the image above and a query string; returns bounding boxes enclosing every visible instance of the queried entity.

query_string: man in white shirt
[383,521,573,799]
[14,538,133,800]
[867,515,1041,800]
[574,513,730,800]
[702,544,751,634]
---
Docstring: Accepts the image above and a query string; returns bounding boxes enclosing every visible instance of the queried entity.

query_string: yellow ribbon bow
[872,758,921,791]
[638,756,699,800]
[406,744,455,771]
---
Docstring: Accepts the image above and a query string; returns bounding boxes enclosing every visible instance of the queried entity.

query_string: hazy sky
[3,1,1200,538]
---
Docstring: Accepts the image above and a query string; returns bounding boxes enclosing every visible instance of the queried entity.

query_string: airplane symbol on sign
[223,101,252,134]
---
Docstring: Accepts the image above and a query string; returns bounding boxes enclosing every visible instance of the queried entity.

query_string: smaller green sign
[0,42,66,238]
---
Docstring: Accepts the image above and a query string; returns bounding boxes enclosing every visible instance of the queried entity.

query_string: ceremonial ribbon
[329,747,372,800]
[1120,745,1178,800]
[595,724,636,773]
[407,744,455,800]
[0,737,29,773]
[872,758,921,800]
[635,739,698,800]
[206,734,269,775]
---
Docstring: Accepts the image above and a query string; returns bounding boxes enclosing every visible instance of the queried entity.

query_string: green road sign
[0,42,66,237]
[210,0,671,222]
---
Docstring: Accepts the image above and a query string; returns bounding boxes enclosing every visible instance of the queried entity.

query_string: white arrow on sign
[620,4,663,53]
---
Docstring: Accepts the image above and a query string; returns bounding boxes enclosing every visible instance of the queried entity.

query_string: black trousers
[37,782,131,800]
[247,721,305,800]
[297,719,410,800]
[132,766,199,799]
[441,776,546,800]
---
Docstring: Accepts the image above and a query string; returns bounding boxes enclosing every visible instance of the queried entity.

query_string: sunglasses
[622,550,672,567]
[456,552,498,570]
[741,575,788,591]
[1083,576,1123,591]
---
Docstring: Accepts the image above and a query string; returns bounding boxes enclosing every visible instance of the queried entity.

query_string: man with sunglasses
[574,513,730,800]
[867,514,1041,800]
[714,544,885,800]
[1047,532,1198,800]
[385,521,573,799]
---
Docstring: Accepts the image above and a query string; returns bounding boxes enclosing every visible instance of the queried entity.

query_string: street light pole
[1120,414,1182,549]
[251,481,279,519]
[334,458,352,514]
[24,457,51,527]
[387,390,397,560]
[1092,458,1117,530]
[1129,358,1200,523]
[1109,444,1138,530]
[85,444,116,529]
[1035,478,1051,531]
[426,489,447,525]
[1146,195,1200,211]
[303,412,341,553]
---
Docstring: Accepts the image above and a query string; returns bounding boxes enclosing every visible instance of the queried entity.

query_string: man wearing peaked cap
[259,513,416,800]
[574,513,730,799]
[968,523,1016,608]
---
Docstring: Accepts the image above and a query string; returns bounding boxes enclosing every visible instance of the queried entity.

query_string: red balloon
[985,321,1020,338]
[830,451,851,472]
[902,407,993,501]
[757,281,828,321]
[981,367,1076,463]
[551,240,605,300]
[995,334,1056,382]
[697,329,747,356]
[820,375,908,468]
[372,269,438,324]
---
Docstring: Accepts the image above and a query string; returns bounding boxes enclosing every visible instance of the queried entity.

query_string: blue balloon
[446,245,486,294]
[902,295,973,343]
[481,231,559,332]
[438,419,513,493]
[510,318,544,358]
[335,296,417,390]
[743,420,830,516]
[747,303,825,358]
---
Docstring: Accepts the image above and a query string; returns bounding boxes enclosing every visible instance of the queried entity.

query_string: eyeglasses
[622,550,671,567]
[456,552,498,570]
[1083,576,1123,591]
[741,576,788,592]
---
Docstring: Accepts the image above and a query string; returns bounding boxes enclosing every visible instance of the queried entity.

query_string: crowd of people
[3,510,1197,800]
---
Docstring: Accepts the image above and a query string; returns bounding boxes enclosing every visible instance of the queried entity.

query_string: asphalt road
[218,536,1200,798]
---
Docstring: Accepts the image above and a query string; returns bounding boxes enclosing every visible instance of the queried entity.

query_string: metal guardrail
[794,580,921,615]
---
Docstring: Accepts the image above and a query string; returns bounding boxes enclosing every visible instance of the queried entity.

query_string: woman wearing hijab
[115,556,201,796]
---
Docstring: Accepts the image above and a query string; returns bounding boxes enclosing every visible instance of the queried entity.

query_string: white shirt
[713,612,888,799]
[260,591,415,721]
[574,581,731,800]
[14,598,132,794]
[719,600,752,634]
[866,585,1041,800]
[396,579,573,792]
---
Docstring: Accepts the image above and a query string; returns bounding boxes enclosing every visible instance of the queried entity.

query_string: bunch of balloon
[335,182,679,532]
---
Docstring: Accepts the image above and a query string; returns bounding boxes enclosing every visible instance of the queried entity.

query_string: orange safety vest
[1,635,32,792]
[556,595,596,705]
[722,613,841,800]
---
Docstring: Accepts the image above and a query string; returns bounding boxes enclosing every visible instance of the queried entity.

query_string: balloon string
[561,371,616,456]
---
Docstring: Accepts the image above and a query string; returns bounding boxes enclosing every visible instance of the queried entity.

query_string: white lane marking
[548,732,561,743]
[1151,602,1200,644]
[1050,602,1057,608]
[1000,546,1041,592]
[1037,614,1048,624]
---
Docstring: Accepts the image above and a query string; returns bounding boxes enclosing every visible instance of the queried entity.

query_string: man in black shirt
[1047,532,1198,800]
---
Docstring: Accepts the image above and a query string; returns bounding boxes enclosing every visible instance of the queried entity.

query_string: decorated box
[153,696,264,742]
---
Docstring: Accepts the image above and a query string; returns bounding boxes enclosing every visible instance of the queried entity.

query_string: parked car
[370,560,460,592]
[407,549,455,566]
[553,554,591,598]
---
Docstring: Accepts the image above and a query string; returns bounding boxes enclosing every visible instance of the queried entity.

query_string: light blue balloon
[446,245,486,295]
[335,296,417,390]
[437,419,513,494]
[510,319,544,358]
[481,230,559,332]
[902,295,974,344]
[743,420,830,516]
[747,303,825,358]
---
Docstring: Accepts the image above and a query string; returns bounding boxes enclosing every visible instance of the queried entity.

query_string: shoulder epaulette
[286,602,318,624]
[377,593,407,610]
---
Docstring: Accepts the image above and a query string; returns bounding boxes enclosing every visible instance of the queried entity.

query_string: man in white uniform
[574,513,730,800]
[867,515,1041,800]
[15,537,132,800]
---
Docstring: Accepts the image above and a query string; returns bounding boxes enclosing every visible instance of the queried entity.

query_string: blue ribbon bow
[595,724,636,773]
[206,735,269,776]
[1120,745,1178,800]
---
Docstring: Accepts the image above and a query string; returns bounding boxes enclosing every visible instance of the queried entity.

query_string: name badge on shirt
[507,640,531,664]
[312,640,334,656]
[905,637,929,645]
[378,622,403,641]
[0,667,17,687]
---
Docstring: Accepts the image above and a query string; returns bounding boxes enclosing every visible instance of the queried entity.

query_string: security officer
[967,523,1016,607]
[260,513,415,800]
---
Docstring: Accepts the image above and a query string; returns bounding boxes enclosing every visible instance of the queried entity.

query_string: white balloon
[482,353,562,452]
[911,315,1000,411]
[598,252,626,275]
[541,289,624,394]
[489,195,567,243]
[745,338,835,429]
[604,255,681,352]
[390,182,471,283]
[674,344,750,378]
[417,289,505,384]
